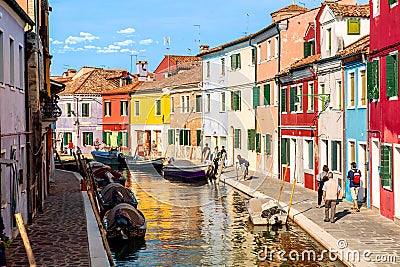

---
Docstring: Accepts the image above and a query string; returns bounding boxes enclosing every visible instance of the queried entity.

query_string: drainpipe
[249,37,258,169]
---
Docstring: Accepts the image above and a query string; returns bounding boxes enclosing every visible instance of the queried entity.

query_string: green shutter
[196,130,201,146]
[265,134,271,155]
[386,54,398,98]
[89,132,93,145]
[252,48,256,65]
[331,141,337,171]
[380,146,392,188]
[184,130,190,146]
[253,86,260,107]
[233,91,240,111]
[367,61,379,99]
[264,84,271,105]
[120,101,123,116]
[179,130,184,145]
[234,129,240,149]
[290,87,296,112]
[281,88,287,112]
[347,18,360,35]
[237,54,241,69]
[231,54,236,70]
[389,0,396,5]
[247,129,255,151]
[308,141,313,169]
[117,132,122,146]
[168,129,174,145]
[304,42,311,58]
[63,133,68,146]
[255,133,261,153]
[281,138,289,164]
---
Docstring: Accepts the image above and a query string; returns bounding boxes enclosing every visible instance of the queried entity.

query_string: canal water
[110,169,344,267]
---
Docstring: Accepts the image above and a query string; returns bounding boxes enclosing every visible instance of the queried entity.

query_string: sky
[48,0,369,76]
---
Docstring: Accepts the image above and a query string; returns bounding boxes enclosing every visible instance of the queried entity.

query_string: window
[253,86,260,107]
[320,84,328,110]
[336,80,342,109]
[264,84,271,106]
[267,40,271,59]
[103,132,112,146]
[231,91,241,111]
[82,132,93,146]
[331,141,341,172]
[290,86,296,112]
[308,83,314,111]
[281,138,290,165]
[9,38,14,87]
[359,69,367,106]
[155,100,161,116]
[19,45,23,89]
[181,95,190,113]
[221,58,225,75]
[275,36,279,57]
[349,72,355,107]
[389,0,398,6]
[303,40,315,58]
[104,101,110,116]
[347,18,360,35]
[326,28,332,55]
[168,129,175,145]
[134,101,139,116]
[386,53,398,98]
[0,31,3,84]
[372,0,380,16]
[380,145,392,190]
[196,129,202,146]
[367,60,379,100]
[82,103,89,117]
[206,61,210,78]
[179,129,190,146]
[281,88,287,112]
[255,133,261,153]
[265,134,271,155]
[63,132,72,146]
[251,48,256,65]
[305,140,314,169]
[234,129,241,149]
[170,97,174,113]
[120,132,129,147]
[205,94,211,113]
[196,95,202,112]
[230,53,241,70]
[66,103,72,117]
[296,85,303,112]
[120,100,128,116]
[1,151,6,206]
[247,129,256,151]
[349,141,356,163]
[221,92,226,112]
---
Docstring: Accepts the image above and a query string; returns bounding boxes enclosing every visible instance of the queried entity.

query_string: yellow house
[130,85,170,156]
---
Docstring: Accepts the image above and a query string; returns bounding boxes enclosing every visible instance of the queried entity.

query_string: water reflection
[110,170,344,267]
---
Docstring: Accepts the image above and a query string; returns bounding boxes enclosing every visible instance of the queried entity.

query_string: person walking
[347,162,361,212]
[94,138,100,151]
[316,165,329,208]
[237,155,249,180]
[202,143,211,163]
[220,146,227,167]
[68,140,74,156]
[323,172,341,223]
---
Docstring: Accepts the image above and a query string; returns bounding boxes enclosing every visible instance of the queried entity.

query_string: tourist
[316,165,329,208]
[220,146,227,167]
[237,155,249,180]
[151,140,157,157]
[94,138,100,151]
[323,172,341,223]
[68,140,74,156]
[347,162,361,212]
[202,143,211,163]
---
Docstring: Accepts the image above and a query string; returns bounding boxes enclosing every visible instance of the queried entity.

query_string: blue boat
[91,148,126,167]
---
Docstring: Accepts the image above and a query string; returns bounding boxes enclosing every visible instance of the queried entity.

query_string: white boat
[245,197,287,226]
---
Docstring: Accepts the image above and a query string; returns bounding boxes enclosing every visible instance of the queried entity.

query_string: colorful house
[0,0,34,238]
[315,1,370,193]
[56,67,123,155]
[154,55,200,81]
[368,0,400,221]
[338,35,370,205]
[102,80,142,154]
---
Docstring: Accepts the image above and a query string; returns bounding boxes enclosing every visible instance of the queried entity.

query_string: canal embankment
[220,167,400,267]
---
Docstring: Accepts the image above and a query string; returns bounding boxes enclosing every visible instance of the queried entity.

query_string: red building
[154,55,200,81]
[368,0,400,221]
[102,81,142,154]
[278,54,320,190]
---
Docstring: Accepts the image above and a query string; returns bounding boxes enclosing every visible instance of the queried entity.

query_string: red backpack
[353,169,361,185]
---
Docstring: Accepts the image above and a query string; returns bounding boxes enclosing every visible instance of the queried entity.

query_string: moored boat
[92,167,126,188]
[103,203,146,240]
[91,148,126,167]
[126,156,164,172]
[245,197,287,226]
[162,159,211,183]
[97,183,138,215]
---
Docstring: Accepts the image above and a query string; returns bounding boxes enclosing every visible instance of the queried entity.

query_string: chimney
[137,61,148,82]
[199,44,209,52]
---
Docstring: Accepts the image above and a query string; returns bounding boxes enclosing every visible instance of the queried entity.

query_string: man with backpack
[347,162,361,212]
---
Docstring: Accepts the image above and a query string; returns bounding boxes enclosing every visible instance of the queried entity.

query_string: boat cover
[106,203,145,228]
[100,183,136,204]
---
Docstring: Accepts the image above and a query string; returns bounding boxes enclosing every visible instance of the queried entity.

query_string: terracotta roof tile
[279,54,321,75]
[271,4,309,15]
[337,34,369,57]
[326,2,370,18]
[101,81,143,95]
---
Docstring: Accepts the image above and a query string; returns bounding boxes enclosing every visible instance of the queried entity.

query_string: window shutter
[120,102,123,116]
[196,130,201,146]
[184,130,190,146]
[303,42,311,58]
[117,132,122,146]
[67,103,71,117]
[281,138,290,164]
[389,0,396,5]
[308,141,313,169]
[264,84,271,105]
[231,54,236,70]
[255,133,261,153]
[331,141,337,171]
[367,61,379,99]
[386,55,397,98]
[237,54,241,69]
[265,134,271,155]
[281,88,287,112]
[89,132,93,145]
[380,146,392,187]
[63,133,68,146]
[253,86,260,107]
[168,129,174,145]
[247,129,255,151]
[179,130,184,145]
[234,129,240,148]
[347,18,360,35]
[290,87,296,112]
[233,91,240,111]
[252,48,256,65]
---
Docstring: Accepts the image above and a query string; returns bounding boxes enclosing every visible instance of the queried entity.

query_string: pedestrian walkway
[221,167,400,267]
[6,170,93,266]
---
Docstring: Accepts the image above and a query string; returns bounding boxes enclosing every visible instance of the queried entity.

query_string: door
[371,140,380,209]
[358,144,367,204]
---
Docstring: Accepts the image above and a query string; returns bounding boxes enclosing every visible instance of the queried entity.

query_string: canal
[110,169,344,267]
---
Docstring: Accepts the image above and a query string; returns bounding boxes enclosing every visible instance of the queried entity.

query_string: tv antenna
[244,13,250,36]
[194,24,201,45]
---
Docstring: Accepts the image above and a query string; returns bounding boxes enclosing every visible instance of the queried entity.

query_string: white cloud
[65,32,99,44]
[52,40,64,45]
[98,49,119,53]
[84,45,100,49]
[117,28,136,34]
[139,39,153,45]
[139,49,146,53]
[119,49,131,53]
[115,40,135,46]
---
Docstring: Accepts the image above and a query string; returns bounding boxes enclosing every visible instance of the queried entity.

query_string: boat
[91,148,126,167]
[245,197,288,226]
[162,159,211,183]
[97,183,138,215]
[92,167,126,188]
[103,203,146,240]
[125,156,164,172]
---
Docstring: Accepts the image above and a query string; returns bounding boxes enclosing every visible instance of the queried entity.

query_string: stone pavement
[221,167,400,267]
[6,170,91,267]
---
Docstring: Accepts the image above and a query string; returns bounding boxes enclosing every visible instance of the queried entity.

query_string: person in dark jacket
[316,165,329,208]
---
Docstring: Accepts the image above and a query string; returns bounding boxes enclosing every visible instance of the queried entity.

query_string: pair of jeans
[317,181,324,205]
[325,199,337,222]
